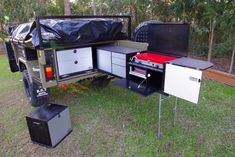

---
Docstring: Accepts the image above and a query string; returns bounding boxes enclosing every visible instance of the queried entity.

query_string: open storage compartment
[96,40,148,78]
[115,66,165,96]
[116,23,190,96]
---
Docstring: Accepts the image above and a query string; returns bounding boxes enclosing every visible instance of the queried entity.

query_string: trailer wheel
[23,70,49,107]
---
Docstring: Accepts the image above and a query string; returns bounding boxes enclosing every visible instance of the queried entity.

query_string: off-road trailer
[5,15,147,106]
[5,15,214,138]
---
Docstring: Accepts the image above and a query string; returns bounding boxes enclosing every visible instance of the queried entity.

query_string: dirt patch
[0,51,5,55]
[0,41,5,55]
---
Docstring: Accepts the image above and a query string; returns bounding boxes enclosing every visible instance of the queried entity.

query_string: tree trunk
[99,5,102,15]
[208,18,216,62]
[64,0,71,15]
[130,1,137,25]
[229,35,235,73]
[92,0,97,15]
[0,21,4,40]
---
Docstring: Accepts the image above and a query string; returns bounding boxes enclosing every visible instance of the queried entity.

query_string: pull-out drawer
[112,64,126,78]
[164,64,202,104]
[112,57,126,67]
[111,52,126,78]
[112,52,126,60]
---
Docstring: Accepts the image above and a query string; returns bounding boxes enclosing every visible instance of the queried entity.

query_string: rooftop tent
[11,22,33,41]
[12,18,128,48]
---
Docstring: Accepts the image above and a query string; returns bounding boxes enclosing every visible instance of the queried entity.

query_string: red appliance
[133,52,176,69]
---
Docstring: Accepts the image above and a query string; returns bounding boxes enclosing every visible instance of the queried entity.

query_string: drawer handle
[73,50,77,53]
[74,60,78,64]
[33,122,41,125]
[189,76,200,82]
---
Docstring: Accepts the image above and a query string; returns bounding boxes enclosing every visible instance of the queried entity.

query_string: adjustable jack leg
[173,97,178,127]
[158,94,162,138]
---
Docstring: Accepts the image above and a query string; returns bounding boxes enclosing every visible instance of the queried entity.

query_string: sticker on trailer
[36,87,49,98]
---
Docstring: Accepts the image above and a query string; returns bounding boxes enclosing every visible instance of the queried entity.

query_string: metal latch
[189,76,201,82]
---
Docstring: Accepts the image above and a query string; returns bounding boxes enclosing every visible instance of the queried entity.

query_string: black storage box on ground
[26,103,72,147]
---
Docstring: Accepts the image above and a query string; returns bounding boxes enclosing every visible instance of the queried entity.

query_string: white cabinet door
[58,58,93,75]
[57,47,92,62]
[97,50,112,73]
[164,64,202,104]
[57,47,93,76]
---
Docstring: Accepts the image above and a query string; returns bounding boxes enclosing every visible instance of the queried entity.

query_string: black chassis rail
[35,15,132,50]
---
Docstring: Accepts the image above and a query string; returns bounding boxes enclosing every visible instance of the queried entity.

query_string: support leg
[173,97,178,126]
[158,94,162,138]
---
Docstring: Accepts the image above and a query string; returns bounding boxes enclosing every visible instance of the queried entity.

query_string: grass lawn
[0,55,234,157]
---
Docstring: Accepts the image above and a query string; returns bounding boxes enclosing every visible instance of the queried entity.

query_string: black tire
[23,70,49,107]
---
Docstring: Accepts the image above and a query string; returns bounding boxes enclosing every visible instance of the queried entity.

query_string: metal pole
[158,94,162,138]
[173,97,178,126]
[127,16,132,40]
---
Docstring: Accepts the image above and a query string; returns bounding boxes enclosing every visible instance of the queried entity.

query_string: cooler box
[26,103,72,147]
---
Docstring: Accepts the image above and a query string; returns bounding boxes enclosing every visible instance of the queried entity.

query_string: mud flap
[5,41,19,72]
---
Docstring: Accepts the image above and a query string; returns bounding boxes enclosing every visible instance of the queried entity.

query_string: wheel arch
[18,58,39,83]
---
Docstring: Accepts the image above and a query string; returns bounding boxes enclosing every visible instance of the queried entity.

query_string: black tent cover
[11,19,127,48]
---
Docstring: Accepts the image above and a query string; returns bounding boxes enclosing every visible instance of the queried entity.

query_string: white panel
[112,57,126,67]
[112,64,126,78]
[57,47,92,62]
[57,47,93,76]
[58,58,93,75]
[57,49,75,62]
[48,109,72,147]
[164,64,202,104]
[112,52,126,60]
[97,49,112,73]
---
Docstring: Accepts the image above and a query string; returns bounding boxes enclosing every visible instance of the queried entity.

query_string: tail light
[43,49,55,81]
[45,66,54,80]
